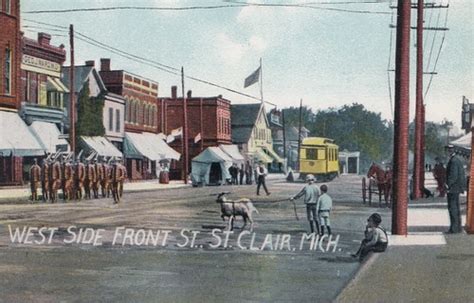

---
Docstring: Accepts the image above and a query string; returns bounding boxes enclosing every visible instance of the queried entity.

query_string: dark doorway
[348,157,358,174]
[209,162,222,185]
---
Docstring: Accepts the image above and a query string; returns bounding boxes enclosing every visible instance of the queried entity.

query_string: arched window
[130,99,136,123]
[151,106,156,127]
[135,101,140,124]
[125,97,130,122]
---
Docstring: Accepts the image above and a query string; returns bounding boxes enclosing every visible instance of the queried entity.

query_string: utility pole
[412,0,424,199]
[69,24,75,156]
[392,0,411,236]
[200,97,204,151]
[282,109,287,159]
[181,67,189,184]
[297,99,303,172]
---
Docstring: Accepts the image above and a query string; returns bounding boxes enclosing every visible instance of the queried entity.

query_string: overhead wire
[386,3,395,120]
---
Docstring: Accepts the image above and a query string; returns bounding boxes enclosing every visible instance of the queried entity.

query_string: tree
[282,103,394,172]
[75,81,105,150]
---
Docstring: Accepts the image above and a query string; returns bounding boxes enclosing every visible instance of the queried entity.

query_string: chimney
[85,60,95,67]
[171,86,177,99]
[38,32,51,45]
[100,58,111,72]
[187,90,192,98]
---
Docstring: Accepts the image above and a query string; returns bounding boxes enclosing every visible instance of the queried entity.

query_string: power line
[24,19,277,105]
[225,0,391,15]
[386,8,395,120]
[23,4,246,14]
[23,1,391,15]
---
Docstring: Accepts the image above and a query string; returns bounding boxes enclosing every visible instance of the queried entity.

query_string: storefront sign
[21,55,61,77]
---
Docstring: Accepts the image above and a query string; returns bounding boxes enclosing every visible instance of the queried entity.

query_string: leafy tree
[282,103,393,173]
[75,81,105,150]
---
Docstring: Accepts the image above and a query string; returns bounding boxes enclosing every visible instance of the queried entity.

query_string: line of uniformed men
[29,157,127,204]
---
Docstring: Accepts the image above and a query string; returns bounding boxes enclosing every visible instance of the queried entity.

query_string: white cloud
[215,33,267,65]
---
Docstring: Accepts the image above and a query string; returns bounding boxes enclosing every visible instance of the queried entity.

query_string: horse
[367,163,392,207]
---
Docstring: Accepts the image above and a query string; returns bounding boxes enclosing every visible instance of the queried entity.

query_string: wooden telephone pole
[69,24,75,156]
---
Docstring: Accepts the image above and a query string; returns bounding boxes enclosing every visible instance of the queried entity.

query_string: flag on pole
[194,133,202,144]
[244,67,261,88]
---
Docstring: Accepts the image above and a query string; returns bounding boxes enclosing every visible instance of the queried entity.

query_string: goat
[216,192,259,231]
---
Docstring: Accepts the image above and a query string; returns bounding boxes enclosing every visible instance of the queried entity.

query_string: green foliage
[409,120,452,160]
[283,103,393,172]
[75,81,105,144]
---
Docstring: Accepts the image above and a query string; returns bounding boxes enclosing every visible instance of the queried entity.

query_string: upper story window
[4,48,11,95]
[5,0,11,14]
[115,109,120,132]
[109,107,113,131]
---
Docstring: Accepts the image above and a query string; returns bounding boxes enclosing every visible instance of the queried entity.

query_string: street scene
[0,0,473,302]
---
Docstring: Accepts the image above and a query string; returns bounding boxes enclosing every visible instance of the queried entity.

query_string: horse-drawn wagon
[362,163,392,207]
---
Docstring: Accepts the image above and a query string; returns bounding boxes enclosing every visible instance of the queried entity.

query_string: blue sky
[21,0,472,129]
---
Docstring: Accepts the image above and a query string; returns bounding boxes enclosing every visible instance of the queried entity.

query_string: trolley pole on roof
[391,0,411,235]
[297,99,303,172]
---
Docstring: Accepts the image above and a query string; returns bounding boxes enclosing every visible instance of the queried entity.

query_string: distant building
[62,61,124,158]
[159,87,232,180]
[231,103,283,172]
[283,126,310,170]
[99,59,177,181]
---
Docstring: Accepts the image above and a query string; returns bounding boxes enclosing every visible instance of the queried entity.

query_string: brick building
[0,0,21,110]
[99,58,172,180]
[0,1,47,186]
[19,33,69,148]
[159,87,232,179]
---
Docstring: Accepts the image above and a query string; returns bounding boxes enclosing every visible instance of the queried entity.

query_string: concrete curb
[332,253,380,303]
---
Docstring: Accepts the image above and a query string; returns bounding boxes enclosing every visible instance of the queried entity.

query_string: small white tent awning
[125,132,180,161]
[191,146,233,185]
[0,111,45,156]
[29,121,69,154]
[451,133,472,150]
[218,144,245,164]
[81,136,122,158]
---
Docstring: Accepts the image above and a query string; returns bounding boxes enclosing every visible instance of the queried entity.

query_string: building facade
[20,32,68,134]
[99,58,161,180]
[62,61,124,157]
[159,87,232,179]
[231,103,283,172]
[0,0,21,110]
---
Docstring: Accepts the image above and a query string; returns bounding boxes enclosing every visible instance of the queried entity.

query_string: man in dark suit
[445,144,466,233]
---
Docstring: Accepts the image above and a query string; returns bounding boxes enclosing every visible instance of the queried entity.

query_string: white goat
[216,192,259,231]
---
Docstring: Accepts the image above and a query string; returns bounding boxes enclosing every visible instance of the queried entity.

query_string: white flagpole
[259,58,263,103]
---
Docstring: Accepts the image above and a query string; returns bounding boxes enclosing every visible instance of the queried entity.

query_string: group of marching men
[29,152,127,204]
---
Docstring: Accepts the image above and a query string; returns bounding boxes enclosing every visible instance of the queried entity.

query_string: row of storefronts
[0,2,284,185]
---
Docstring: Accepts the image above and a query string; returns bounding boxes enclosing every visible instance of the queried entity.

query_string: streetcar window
[306,149,317,160]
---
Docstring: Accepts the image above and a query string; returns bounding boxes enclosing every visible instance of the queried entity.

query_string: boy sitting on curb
[351,213,388,262]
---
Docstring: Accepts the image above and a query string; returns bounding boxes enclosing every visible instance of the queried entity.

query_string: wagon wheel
[368,179,373,206]
[362,177,367,204]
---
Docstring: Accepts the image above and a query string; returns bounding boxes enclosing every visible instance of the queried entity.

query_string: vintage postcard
[0,0,472,302]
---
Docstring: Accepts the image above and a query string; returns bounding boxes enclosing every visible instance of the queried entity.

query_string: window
[306,149,317,160]
[4,48,11,95]
[131,100,136,123]
[135,101,140,124]
[116,109,120,132]
[109,108,113,131]
[149,106,154,127]
[6,0,11,14]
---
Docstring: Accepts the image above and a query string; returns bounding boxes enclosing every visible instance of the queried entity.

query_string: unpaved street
[0,175,390,302]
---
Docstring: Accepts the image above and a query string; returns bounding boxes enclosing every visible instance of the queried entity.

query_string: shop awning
[218,144,245,164]
[47,77,69,93]
[29,121,69,154]
[0,111,45,156]
[451,133,471,151]
[254,148,273,163]
[124,132,180,161]
[80,136,122,158]
[263,146,284,163]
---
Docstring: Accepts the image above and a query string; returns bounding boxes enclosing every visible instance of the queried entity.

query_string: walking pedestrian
[290,174,320,234]
[317,184,332,236]
[433,157,447,198]
[351,213,388,262]
[239,163,244,185]
[256,161,270,196]
[445,144,466,233]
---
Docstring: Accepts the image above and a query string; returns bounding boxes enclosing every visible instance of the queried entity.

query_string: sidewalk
[0,180,189,200]
[336,198,473,303]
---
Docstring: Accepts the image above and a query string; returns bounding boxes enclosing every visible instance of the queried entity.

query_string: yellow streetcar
[299,137,339,181]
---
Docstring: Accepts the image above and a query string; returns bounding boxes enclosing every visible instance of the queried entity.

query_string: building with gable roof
[231,103,283,172]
